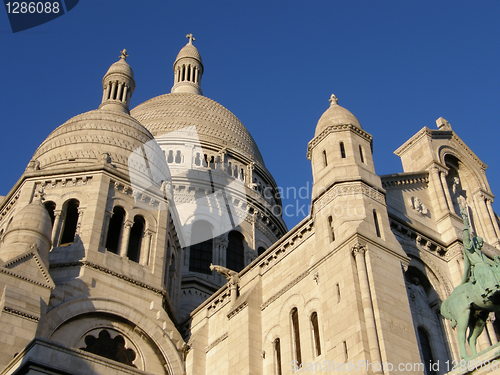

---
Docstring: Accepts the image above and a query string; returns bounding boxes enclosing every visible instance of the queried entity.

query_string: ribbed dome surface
[175,43,202,62]
[131,93,265,166]
[105,59,133,78]
[32,110,165,180]
[315,102,362,137]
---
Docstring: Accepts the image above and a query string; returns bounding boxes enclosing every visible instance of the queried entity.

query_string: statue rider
[460,204,500,300]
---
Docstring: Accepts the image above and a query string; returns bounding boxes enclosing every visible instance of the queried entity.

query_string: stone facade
[0,36,499,375]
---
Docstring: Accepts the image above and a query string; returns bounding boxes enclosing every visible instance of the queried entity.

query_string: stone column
[439,170,454,212]
[116,83,123,102]
[352,244,383,373]
[75,208,84,236]
[51,210,62,247]
[119,220,133,257]
[486,198,500,240]
[140,229,153,265]
[428,166,449,215]
[100,210,113,250]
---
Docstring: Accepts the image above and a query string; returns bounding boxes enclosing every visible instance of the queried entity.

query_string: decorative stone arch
[405,257,455,363]
[39,297,186,375]
[408,254,453,300]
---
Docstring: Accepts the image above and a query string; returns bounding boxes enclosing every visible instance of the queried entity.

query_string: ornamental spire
[99,49,135,113]
[171,34,204,95]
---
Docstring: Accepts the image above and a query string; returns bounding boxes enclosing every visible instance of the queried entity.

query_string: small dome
[31,110,165,182]
[105,59,133,78]
[4,201,52,243]
[0,200,52,263]
[315,94,362,137]
[104,49,134,79]
[131,93,265,166]
[175,42,202,62]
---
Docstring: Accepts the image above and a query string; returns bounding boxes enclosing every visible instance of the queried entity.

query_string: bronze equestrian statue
[441,205,500,359]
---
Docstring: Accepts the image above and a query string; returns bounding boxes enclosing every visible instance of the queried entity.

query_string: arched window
[127,215,145,262]
[359,145,365,163]
[105,206,125,254]
[291,307,302,367]
[60,199,79,245]
[310,312,321,356]
[322,150,328,167]
[81,330,136,367]
[226,230,245,272]
[167,150,174,163]
[444,154,466,215]
[175,150,182,164]
[43,201,56,226]
[189,221,213,274]
[257,246,266,256]
[405,267,449,370]
[417,327,437,375]
[327,215,335,242]
[274,338,282,375]
[373,209,381,238]
[340,142,346,158]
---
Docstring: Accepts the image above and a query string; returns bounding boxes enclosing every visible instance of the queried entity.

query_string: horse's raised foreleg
[468,311,488,357]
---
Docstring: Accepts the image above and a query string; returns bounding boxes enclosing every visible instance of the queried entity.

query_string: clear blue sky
[1,0,499,228]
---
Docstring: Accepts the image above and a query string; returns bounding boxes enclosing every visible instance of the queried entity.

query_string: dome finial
[120,49,128,60]
[186,33,195,45]
[329,94,339,105]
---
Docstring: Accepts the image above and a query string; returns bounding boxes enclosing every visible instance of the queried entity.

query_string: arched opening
[189,221,213,274]
[291,307,302,367]
[359,145,365,163]
[60,199,79,245]
[226,230,245,272]
[327,215,335,242]
[175,150,182,164]
[43,201,56,226]
[127,215,145,262]
[106,206,125,254]
[310,312,321,356]
[274,338,282,375]
[81,329,136,367]
[340,142,346,159]
[405,266,449,370]
[444,154,467,215]
[417,327,437,375]
[322,150,328,167]
[373,209,381,238]
[257,246,266,256]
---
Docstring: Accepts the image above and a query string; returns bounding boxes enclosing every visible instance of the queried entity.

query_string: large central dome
[131,93,265,166]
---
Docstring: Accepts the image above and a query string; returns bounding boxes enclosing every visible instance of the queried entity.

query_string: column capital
[351,242,367,257]
[124,220,134,229]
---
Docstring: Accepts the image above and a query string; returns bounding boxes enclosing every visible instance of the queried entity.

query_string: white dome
[315,95,362,136]
[131,93,266,166]
[32,109,164,182]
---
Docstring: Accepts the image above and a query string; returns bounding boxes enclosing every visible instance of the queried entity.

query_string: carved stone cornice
[307,123,372,158]
[314,181,385,212]
[2,306,39,322]
[381,172,429,189]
